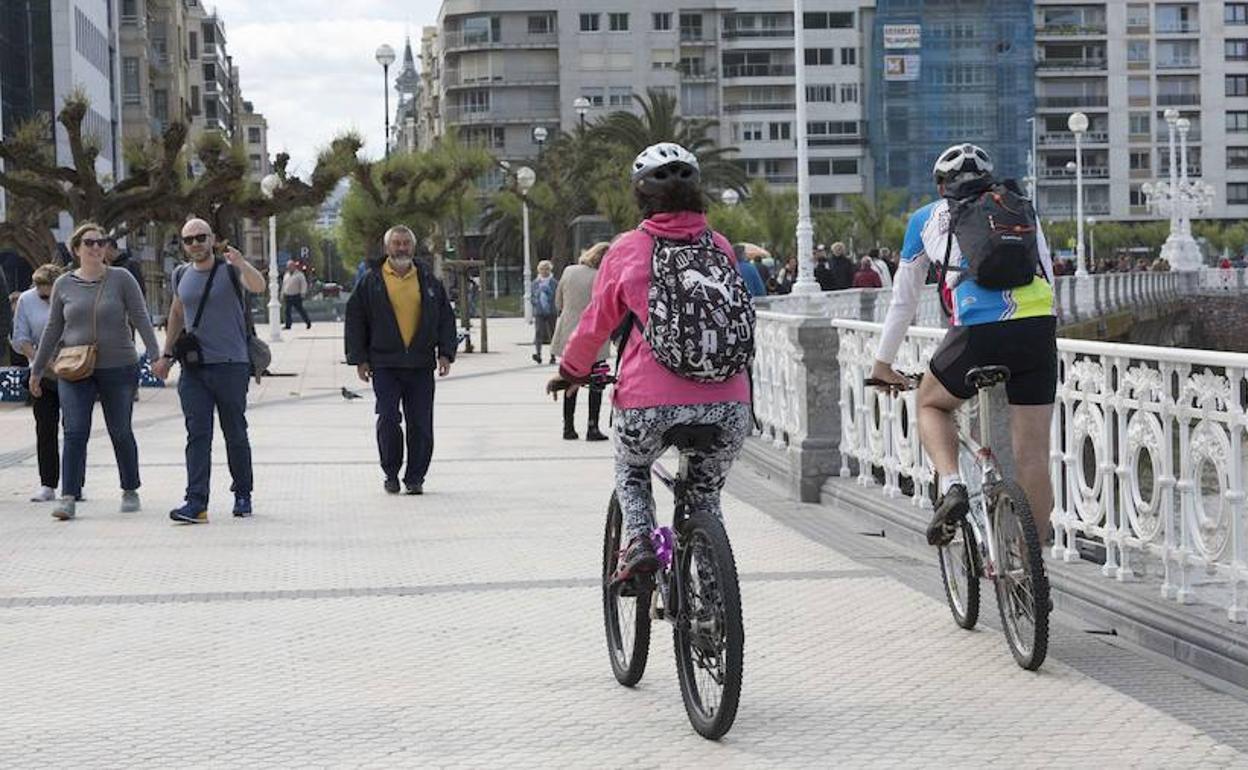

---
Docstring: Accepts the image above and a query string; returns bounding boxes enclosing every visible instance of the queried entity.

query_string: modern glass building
[0,0,54,139]
[869,0,1035,204]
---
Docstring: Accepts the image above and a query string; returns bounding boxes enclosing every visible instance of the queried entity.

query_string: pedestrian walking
[344,224,457,495]
[868,248,893,288]
[28,222,163,520]
[282,261,312,329]
[10,264,64,502]
[531,260,558,364]
[828,241,855,290]
[152,218,267,523]
[852,256,883,288]
[550,242,610,441]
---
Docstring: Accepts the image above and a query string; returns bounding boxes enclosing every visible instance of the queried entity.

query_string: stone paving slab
[0,321,1245,767]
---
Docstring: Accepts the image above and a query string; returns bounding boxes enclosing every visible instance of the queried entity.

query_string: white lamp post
[260,173,283,342]
[1176,117,1191,238]
[1086,216,1096,270]
[516,165,536,324]
[720,188,740,207]
[1165,108,1180,237]
[1068,111,1089,276]
[572,96,590,131]
[375,44,396,159]
[789,0,817,294]
[1146,110,1212,271]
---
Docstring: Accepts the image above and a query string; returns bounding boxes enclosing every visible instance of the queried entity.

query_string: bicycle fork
[970,390,1003,581]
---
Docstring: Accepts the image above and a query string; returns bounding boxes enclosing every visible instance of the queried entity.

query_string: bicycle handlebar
[864,373,923,392]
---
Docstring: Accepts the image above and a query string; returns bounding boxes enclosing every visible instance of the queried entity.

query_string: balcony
[1040,165,1109,179]
[1035,23,1107,37]
[763,173,798,184]
[443,69,559,89]
[680,28,714,44]
[1155,20,1199,34]
[1036,94,1109,109]
[1159,165,1203,177]
[1038,130,1109,145]
[723,101,796,113]
[1158,93,1200,106]
[722,63,795,78]
[676,63,719,81]
[809,134,865,147]
[1037,57,1107,71]
[444,105,559,125]
[1156,57,1199,70]
[683,103,720,118]
[1156,128,1202,142]
[722,27,793,40]
[442,30,558,52]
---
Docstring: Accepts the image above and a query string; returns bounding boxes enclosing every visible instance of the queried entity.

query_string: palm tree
[741,180,798,256]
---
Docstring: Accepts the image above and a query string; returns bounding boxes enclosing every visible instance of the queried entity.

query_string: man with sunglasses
[153,218,266,523]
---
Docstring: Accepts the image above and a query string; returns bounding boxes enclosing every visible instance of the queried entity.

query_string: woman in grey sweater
[29,222,163,520]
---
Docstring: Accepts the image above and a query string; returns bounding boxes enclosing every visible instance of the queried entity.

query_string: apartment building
[431,0,874,211]
[186,3,236,142]
[119,0,193,151]
[1035,1,1248,221]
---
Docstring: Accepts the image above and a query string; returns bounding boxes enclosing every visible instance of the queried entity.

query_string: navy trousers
[372,367,435,485]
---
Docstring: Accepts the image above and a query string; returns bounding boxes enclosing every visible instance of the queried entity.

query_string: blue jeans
[58,364,140,499]
[372,367,435,485]
[177,363,253,505]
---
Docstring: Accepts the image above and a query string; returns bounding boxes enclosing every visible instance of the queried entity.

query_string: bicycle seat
[663,424,722,452]
[965,365,1011,391]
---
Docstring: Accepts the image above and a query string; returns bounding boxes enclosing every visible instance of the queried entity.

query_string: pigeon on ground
[341,387,362,400]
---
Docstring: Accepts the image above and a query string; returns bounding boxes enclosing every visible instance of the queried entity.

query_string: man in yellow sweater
[345,225,458,495]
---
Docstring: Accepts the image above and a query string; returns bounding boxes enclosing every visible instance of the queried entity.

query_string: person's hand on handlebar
[868,360,917,394]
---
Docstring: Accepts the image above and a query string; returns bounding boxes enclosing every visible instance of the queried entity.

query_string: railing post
[1228,366,1247,623]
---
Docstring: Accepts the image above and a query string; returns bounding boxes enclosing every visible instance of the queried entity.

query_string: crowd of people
[731,242,900,297]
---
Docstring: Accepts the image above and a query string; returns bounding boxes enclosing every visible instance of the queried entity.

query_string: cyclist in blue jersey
[870,143,1057,547]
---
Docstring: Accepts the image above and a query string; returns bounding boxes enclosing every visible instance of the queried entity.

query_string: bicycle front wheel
[673,512,744,740]
[603,493,652,686]
[938,519,981,629]
[991,480,1051,671]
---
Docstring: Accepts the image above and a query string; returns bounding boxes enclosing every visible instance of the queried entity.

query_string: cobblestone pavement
[1,321,1245,768]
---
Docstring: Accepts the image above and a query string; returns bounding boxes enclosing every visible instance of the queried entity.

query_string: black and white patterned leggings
[613,401,752,539]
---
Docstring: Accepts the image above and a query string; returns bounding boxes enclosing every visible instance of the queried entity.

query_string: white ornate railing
[1198,267,1248,293]
[827,318,1248,623]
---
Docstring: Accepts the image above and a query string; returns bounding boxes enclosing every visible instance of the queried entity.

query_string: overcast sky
[208,1,440,176]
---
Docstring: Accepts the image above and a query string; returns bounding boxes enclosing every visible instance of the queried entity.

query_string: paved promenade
[1,320,1246,767]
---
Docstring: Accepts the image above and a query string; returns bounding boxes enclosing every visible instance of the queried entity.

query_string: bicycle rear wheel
[991,480,1051,671]
[673,512,744,740]
[938,519,981,629]
[603,493,652,686]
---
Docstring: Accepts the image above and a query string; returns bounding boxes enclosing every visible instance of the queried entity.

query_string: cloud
[207,2,440,176]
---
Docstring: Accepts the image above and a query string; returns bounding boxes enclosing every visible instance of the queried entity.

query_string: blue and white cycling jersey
[876,198,1054,365]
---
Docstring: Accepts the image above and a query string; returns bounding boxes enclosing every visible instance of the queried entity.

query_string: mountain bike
[867,365,1050,670]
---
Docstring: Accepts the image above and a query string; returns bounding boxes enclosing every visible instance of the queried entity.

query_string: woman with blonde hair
[530,258,558,364]
[29,222,163,520]
[550,242,611,440]
[10,263,65,501]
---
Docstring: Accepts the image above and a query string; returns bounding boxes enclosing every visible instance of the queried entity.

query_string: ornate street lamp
[789,0,817,293]
[517,166,536,324]
[1068,111,1089,276]
[375,44,396,159]
[572,96,591,131]
[260,173,284,342]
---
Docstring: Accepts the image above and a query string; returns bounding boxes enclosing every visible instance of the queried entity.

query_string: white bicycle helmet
[932,143,994,184]
[631,142,700,194]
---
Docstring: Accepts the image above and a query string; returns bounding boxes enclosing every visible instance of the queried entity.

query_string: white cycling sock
[939,474,963,496]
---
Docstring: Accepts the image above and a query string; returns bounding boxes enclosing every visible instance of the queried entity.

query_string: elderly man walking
[345,225,457,495]
[282,261,312,330]
[153,218,266,523]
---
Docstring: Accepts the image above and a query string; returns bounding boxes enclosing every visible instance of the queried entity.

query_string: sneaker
[384,477,400,494]
[585,427,608,442]
[531,354,541,364]
[120,490,141,513]
[233,495,253,517]
[928,484,970,546]
[404,482,423,495]
[169,501,208,524]
[613,534,661,583]
[51,498,76,520]
[563,427,579,440]
[30,486,56,502]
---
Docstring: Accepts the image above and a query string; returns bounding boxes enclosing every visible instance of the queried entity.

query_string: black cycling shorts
[928,316,1058,405]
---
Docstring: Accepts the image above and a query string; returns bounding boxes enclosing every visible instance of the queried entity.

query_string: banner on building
[884,55,921,81]
[883,24,921,49]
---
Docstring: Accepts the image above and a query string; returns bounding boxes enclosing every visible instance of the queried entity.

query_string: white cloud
[207,1,441,177]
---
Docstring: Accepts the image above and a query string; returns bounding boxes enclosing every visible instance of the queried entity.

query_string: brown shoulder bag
[51,270,109,382]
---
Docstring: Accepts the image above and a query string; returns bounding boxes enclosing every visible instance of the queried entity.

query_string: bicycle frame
[960,392,1004,581]
[648,454,692,625]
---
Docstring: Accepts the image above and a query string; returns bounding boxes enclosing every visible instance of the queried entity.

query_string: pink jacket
[560,211,751,409]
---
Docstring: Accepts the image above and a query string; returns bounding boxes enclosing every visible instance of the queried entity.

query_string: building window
[528,15,553,35]
[804,48,834,65]
[739,122,763,141]
[1129,150,1151,170]
[121,0,137,20]
[1230,75,1248,97]
[804,12,854,29]
[463,89,489,113]
[768,122,791,141]
[809,159,830,175]
[841,47,857,66]
[122,57,141,103]
[1230,147,1248,168]
[810,194,841,210]
[1129,184,1147,207]
[1229,111,1248,132]
[1126,4,1150,30]
[1229,183,1248,204]
[580,13,600,32]
[247,126,262,143]
[653,13,671,31]
[840,83,859,103]
[832,159,858,175]
[1228,40,1248,61]
[652,49,674,69]
[608,87,633,106]
[609,13,629,32]
[188,86,198,116]
[679,14,703,40]
[203,62,216,82]
[204,98,218,121]
[249,154,262,173]
[1127,40,1149,64]
[1228,4,1248,25]
[807,85,834,102]
[808,120,859,136]
[1129,112,1150,135]
[581,88,604,107]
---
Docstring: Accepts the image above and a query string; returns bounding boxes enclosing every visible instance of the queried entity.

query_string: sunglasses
[80,237,110,248]
[182,233,211,245]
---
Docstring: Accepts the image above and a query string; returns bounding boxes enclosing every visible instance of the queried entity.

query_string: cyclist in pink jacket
[549,143,755,581]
